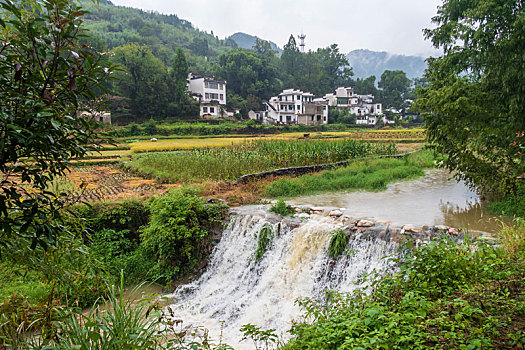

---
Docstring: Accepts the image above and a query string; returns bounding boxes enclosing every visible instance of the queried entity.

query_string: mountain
[228,32,282,54]
[346,49,427,79]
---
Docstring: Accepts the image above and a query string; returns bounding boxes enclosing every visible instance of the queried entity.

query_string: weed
[255,224,274,261]
[269,199,292,216]
[328,230,349,259]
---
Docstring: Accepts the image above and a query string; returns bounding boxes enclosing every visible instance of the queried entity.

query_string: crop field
[125,129,425,154]
[57,166,178,202]
[126,139,398,183]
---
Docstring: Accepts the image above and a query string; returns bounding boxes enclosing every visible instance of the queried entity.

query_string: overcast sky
[111,0,443,57]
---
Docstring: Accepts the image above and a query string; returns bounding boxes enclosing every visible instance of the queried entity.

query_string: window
[297,105,300,110]
[219,83,224,90]
[289,105,294,110]
[209,107,215,113]
[297,95,300,101]
[99,117,104,122]
[280,116,283,122]
[205,93,210,99]
[205,82,209,88]
[203,107,208,113]
[220,94,224,100]
[208,82,219,90]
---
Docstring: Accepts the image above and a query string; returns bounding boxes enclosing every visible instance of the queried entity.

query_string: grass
[265,150,435,198]
[126,139,397,183]
[328,230,349,259]
[0,263,50,304]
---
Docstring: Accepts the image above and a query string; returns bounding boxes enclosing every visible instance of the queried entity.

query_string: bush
[269,199,292,216]
[140,188,228,283]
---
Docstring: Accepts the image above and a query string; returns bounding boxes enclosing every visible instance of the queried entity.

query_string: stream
[164,169,509,348]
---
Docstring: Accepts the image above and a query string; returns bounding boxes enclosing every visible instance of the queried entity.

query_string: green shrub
[139,188,228,283]
[284,236,525,349]
[255,224,274,261]
[328,230,349,259]
[269,199,292,216]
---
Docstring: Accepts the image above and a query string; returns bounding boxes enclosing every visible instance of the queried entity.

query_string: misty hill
[346,49,427,79]
[228,32,282,54]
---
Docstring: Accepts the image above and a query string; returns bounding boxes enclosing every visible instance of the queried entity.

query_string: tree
[378,70,411,108]
[112,43,170,119]
[169,48,198,119]
[415,0,525,192]
[0,0,113,250]
[353,75,379,96]
[215,49,281,100]
[316,44,353,93]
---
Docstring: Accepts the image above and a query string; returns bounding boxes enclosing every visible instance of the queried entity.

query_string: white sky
[111,0,443,57]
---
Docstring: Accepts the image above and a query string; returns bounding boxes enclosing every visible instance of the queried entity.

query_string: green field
[126,139,397,183]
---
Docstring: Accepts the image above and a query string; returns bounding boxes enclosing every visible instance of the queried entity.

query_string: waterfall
[165,210,400,348]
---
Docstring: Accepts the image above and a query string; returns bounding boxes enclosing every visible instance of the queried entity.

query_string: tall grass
[266,151,435,197]
[128,139,397,183]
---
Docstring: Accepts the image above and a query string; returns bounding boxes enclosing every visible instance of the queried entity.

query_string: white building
[323,87,385,125]
[265,89,328,125]
[187,73,227,118]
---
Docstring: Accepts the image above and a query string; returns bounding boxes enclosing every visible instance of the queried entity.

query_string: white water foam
[165,212,399,348]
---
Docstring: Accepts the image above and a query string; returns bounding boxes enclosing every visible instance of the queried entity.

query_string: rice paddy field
[126,139,398,183]
[124,129,425,153]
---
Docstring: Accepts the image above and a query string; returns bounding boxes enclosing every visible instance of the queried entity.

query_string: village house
[323,87,387,125]
[187,73,229,118]
[78,110,112,124]
[264,89,328,125]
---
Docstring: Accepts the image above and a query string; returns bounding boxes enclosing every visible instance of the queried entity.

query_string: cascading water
[165,208,401,348]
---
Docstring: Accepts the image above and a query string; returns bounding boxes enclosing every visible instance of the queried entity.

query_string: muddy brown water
[290,169,511,234]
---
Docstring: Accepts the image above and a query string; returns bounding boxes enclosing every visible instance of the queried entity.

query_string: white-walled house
[187,73,227,118]
[265,89,328,125]
[323,87,386,125]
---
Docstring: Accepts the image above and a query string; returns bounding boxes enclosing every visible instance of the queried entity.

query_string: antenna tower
[298,32,306,52]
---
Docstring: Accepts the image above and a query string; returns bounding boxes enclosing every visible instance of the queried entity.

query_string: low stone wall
[234,151,418,185]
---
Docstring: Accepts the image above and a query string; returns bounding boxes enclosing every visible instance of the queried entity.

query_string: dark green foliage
[488,184,525,218]
[112,43,170,119]
[0,0,114,252]
[215,49,282,102]
[378,70,412,108]
[285,235,525,349]
[328,230,349,259]
[139,188,228,283]
[77,199,150,241]
[415,0,525,193]
[254,224,274,261]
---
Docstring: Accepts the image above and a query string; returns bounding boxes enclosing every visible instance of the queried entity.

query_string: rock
[341,215,353,224]
[150,138,158,142]
[357,219,374,227]
[402,224,421,233]
[329,209,343,217]
[448,227,461,235]
[297,213,310,219]
[435,225,449,232]
[310,206,324,214]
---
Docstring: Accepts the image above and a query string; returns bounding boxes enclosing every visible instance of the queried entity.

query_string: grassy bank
[127,139,397,183]
[265,150,436,198]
